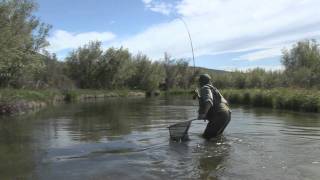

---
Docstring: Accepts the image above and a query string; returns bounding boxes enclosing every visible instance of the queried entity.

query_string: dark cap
[199,74,211,84]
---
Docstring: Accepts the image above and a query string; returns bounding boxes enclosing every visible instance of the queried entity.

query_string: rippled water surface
[0,97,319,180]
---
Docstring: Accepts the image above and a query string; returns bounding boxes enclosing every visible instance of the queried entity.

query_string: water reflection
[0,116,37,179]
[196,137,230,180]
[0,97,319,179]
[61,97,194,142]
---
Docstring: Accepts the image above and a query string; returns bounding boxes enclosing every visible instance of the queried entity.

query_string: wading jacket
[198,84,229,120]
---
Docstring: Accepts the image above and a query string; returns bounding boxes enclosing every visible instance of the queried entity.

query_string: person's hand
[192,89,199,99]
[197,113,206,121]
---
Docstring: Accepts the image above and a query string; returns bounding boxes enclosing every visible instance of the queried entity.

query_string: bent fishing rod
[178,17,196,74]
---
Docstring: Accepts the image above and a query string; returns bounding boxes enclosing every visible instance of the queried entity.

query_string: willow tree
[282,40,320,87]
[128,53,165,91]
[0,0,51,88]
[66,41,103,88]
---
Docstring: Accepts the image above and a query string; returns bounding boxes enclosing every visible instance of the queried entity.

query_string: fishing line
[178,17,196,74]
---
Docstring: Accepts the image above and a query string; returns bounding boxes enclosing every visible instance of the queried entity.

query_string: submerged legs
[202,110,231,139]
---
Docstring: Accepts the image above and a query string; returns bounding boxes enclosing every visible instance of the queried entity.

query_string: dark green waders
[202,108,231,139]
[197,82,231,140]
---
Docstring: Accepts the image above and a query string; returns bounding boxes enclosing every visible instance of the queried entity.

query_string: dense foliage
[64,41,193,90]
[0,0,320,91]
[222,88,320,112]
[0,0,51,88]
[282,40,320,87]
[208,40,320,89]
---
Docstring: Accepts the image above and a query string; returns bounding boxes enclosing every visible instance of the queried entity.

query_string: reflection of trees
[244,106,320,128]
[68,98,154,141]
[0,96,200,179]
[65,97,195,142]
[0,116,36,179]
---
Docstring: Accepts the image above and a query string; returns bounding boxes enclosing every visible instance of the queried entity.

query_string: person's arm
[192,89,200,100]
[198,87,213,119]
[198,101,212,119]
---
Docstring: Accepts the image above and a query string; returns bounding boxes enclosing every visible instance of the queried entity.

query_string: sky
[36,0,320,71]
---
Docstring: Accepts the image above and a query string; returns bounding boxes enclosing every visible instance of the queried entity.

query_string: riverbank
[223,88,320,113]
[165,88,320,113]
[0,89,145,115]
[2,88,319,115]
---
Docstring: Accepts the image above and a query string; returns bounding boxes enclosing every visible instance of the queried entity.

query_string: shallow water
[0,96,319,180]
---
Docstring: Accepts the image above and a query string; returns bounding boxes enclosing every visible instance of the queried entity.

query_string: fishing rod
[178,17,196,74]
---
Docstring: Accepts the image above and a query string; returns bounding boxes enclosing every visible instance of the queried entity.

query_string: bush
[222,88,320,113]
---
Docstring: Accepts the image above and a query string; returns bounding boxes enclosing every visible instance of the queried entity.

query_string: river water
[0,96,319,180]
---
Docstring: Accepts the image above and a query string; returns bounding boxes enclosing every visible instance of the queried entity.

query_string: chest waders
[201,85,231,139]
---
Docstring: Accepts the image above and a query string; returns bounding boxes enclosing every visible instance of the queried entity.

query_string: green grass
[0,89,61,103]
[164,88,320,113]
[222,88,320,113]
[62,89,138,102]
[0,89,145,103]
[1,88,319,113]
[0,89,145,115]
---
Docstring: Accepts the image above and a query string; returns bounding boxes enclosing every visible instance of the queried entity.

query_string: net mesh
[168,120,193,141]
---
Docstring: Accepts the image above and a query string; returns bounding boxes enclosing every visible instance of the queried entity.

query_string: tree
[96,47,133,89]
[37,52,73,89]
[128,53,165,91]
[282,40,320,87]
[66,41,102,88]
[0,0,51,88]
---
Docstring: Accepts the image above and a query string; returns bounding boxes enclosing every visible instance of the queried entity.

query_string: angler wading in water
[195,74,231,139]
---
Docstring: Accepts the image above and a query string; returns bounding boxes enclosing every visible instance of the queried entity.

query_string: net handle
[167,118,198,128]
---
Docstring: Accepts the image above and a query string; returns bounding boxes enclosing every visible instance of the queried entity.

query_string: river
[0,96,319,180]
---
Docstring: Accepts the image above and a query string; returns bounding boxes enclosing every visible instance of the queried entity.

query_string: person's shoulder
[201,84,212,88]
[200,85,211,91]
[201,84,217,90]
[200,85,214,95]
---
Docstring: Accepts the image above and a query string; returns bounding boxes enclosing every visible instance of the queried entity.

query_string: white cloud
[48,0,320,67]
[234,47,285,62]
[176,0,221,17]
[121,0,320,62]
[142,0,174,15]
[142,0,153,4]
[48,30,116,52]
[222,65,285,72]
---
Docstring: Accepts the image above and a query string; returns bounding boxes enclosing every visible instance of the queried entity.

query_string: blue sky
[36,0,320,71]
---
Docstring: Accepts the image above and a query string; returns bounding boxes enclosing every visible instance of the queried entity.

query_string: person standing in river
[195,74,231,139]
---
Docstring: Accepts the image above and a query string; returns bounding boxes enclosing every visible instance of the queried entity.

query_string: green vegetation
[207,40,320,89]
[1,0,319,92]
[165,88,320,113]
[0,89,145,115]
[0,89,60,103]
[0,0,196,92]
[61,89,144,102]
[0,0,51,88]
[65,42,171,91]
[0,89,144,103]
[222,89,320,113]
[0,0,320,114]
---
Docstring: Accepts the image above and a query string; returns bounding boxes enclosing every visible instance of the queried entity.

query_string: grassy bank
[165,88,320,113]
[0,89,145,115]
[222,88,320,113]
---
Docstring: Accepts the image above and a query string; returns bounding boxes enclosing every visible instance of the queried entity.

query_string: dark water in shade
[0,96,319,180]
